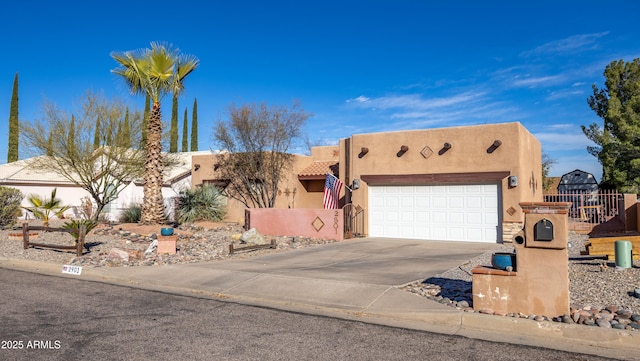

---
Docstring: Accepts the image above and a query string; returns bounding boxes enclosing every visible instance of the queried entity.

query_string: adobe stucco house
[192,122,542,243]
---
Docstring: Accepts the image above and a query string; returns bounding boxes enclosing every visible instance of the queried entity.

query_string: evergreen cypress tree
[190,98,198,151]
[170,93,178,152]
[7,73,19,162]
[69,115,76,150]
[46,130,53,156]
[182,108,189,152]
[94,116,101,150]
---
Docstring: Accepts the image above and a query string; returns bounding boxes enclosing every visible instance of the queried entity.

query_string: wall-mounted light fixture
[397,145,409,157]
[438,142,452,155]
[194,164,201,171]
[358,147,369,158]
[487,140,502,154]
[352,179,360,190]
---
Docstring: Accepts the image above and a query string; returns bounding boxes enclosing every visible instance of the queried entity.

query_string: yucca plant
[119,203,142,223]
[62,219,99,244]
[176,186,226,224]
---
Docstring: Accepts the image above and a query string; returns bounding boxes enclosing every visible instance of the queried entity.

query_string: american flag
[323,173,343,209]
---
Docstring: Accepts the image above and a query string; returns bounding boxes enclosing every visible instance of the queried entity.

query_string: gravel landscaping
[2,220,639,330]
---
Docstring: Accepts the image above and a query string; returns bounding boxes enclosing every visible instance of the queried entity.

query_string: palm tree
[111,42,199,224]
[22,188,70,228]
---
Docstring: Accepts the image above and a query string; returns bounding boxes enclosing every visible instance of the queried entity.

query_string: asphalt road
[0,268,612,361]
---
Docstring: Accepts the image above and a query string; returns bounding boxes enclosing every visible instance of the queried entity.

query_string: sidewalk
[2,237,639,360]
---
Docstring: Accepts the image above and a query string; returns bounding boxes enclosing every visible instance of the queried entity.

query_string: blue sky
[2,1,640,181]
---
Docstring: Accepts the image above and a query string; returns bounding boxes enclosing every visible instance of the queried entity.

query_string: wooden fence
[21,223,87,256]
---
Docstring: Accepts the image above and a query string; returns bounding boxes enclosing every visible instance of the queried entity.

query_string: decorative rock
[240,228,268,245]
[562,315,574,324]
[617,310,632,319]
[584,319,596,326]
[631,314,640,322]
[457,300,469,308]
[108,248,131,262]
[605,305,619,314]
[613,323,626,330]
[145,240,158,255]
[596,319,611,328]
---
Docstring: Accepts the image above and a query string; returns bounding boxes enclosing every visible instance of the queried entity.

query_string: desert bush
[0,186,23,228]
[62,219,99,242]
[119,203,142,223]
[176,186,226,224]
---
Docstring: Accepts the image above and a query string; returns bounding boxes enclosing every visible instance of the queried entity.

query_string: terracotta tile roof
[298,161,339,180]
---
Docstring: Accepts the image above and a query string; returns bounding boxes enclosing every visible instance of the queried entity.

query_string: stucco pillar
[472,202,571,316]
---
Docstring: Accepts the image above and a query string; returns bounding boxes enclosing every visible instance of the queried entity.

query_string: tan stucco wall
[191,123,542,240]
[340,122,542,238]
[191,152,331,224]
[472,203,570,316]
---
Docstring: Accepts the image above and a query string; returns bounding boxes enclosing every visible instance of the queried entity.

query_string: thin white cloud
[521,32,609,57]
[546,88,585,101]
[346,91,485,111]
[534,131,594,152]
[511,75,564,88]
[346,95,370,103]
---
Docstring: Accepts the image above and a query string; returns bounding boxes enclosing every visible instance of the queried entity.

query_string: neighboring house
[0,151,209,222]
[557,169,599,194]
[192,122,543,243]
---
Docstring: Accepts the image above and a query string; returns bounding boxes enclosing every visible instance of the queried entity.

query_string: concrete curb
[1,258,639,360]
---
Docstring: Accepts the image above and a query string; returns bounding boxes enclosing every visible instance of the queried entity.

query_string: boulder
[108,248,143,262]
[240,228,268,245]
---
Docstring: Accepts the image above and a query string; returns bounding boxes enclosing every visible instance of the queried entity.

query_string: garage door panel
[368,183,500,242]
[466,212,483,225]
[448,212,465,224]
[400,196,415,207]
[448,196,465,209]
[432,196,448,208]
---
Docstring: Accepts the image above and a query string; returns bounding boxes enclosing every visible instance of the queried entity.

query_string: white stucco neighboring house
[0,150,215,222]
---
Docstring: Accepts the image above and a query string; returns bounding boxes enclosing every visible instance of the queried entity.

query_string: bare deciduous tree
[21,91,146,220]
[214,101,311,208]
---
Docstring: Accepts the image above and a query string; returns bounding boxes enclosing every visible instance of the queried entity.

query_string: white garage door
[368,184,500,242]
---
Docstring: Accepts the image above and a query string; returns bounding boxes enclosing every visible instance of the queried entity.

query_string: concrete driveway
[75,236,503,314]
[210,237,503,285]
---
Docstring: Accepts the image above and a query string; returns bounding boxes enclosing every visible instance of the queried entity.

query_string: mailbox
[534,219,553,241]
[524,214,566,249]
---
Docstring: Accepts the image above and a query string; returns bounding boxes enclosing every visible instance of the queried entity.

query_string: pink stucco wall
[246,208,344,240]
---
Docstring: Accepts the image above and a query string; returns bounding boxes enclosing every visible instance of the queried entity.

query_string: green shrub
[119,203,142,223]
[62,219,99,241]
[177,186,226,224]
[0,186,23,228]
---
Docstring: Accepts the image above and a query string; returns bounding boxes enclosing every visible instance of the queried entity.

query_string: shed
[557,169,598,193]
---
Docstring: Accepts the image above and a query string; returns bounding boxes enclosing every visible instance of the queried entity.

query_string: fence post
[22,222,29,250]
[76,224,87,256]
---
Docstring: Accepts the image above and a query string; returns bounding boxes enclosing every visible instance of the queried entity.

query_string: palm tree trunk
[141,102,166,224]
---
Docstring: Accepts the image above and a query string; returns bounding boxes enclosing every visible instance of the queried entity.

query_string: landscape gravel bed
[2,221,639,330]
[401,232,640,330]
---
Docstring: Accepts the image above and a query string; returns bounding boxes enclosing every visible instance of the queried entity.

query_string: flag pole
[327,172,352,192]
